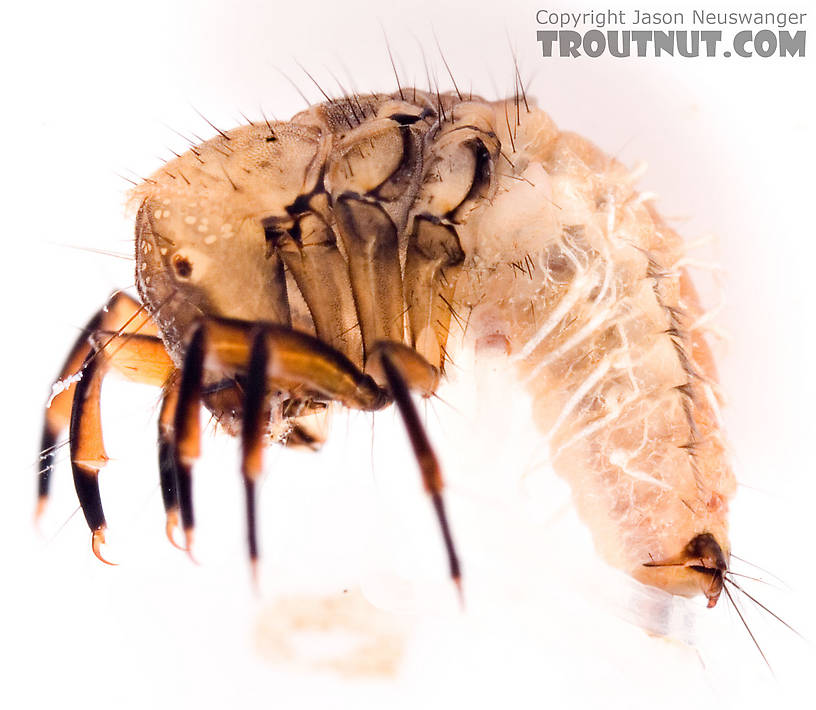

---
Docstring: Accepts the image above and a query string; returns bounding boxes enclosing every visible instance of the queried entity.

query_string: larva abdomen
[456,104,735,602]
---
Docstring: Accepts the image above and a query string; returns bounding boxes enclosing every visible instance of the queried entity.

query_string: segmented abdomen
[459,117,736,595]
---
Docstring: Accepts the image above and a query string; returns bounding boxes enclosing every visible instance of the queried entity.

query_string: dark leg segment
[377,346,462,600]
[241,329,269,573]
[205,318,387,411]
[155,317,391,570]
[69,350,114,564]
[333,195,405,360]
[67,329,174,560]
[39,292,157,518]
[56,303,462,597]
[172,326,205,555]
[271,212,363,367]
[39,310,103,517]
[158,372,184,549]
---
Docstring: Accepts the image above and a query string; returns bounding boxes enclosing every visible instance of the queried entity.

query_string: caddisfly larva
[38,83,736,609]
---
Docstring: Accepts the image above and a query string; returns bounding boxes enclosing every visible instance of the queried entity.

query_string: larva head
[132,121,327,362]
[132,90,499,366]
[641,532,728,608]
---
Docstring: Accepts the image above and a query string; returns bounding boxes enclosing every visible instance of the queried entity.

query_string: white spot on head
[204,234,217,245]
[184,215,197,225]
[197,224,207,233]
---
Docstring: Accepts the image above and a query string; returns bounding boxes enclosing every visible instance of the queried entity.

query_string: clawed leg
[69,349,112,562]
[50,306,462,597]
[157,373,184,549]
[168,317,388,567]
[369,341,462,602]
[70,328,174,562]
[38,291,157,519]
[171,327,205,556]
[240,329,269,577]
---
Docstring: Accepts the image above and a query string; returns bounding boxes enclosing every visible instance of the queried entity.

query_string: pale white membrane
[6,2,816,709]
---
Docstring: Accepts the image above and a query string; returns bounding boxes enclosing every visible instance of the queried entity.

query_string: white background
[1,1,814,708]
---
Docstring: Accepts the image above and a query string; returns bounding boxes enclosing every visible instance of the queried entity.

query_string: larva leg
[91,329,184,548]
[240,329,269,573]
[98,332,282,554]
[69,330,174,562]
[320,107,430,363]
[39,292,158,518]
[172,327,205,555]
[404,218,464,370]
[157,373,183,549]
[333,195,405,359]
[203,318,387,411]
[268,211,362,367]
[70,349,112,563]
[403,103,499,371]
[171,318,389,559]
[368,340,461,600]
[90,331,174,386]
[366,340,440,396]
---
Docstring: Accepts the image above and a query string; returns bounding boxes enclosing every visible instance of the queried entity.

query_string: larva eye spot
[173,254,193,279]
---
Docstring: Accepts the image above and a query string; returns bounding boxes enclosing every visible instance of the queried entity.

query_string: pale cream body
[456,102,736,596]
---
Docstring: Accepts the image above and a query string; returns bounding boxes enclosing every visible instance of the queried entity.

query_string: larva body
[45,88,734,605]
